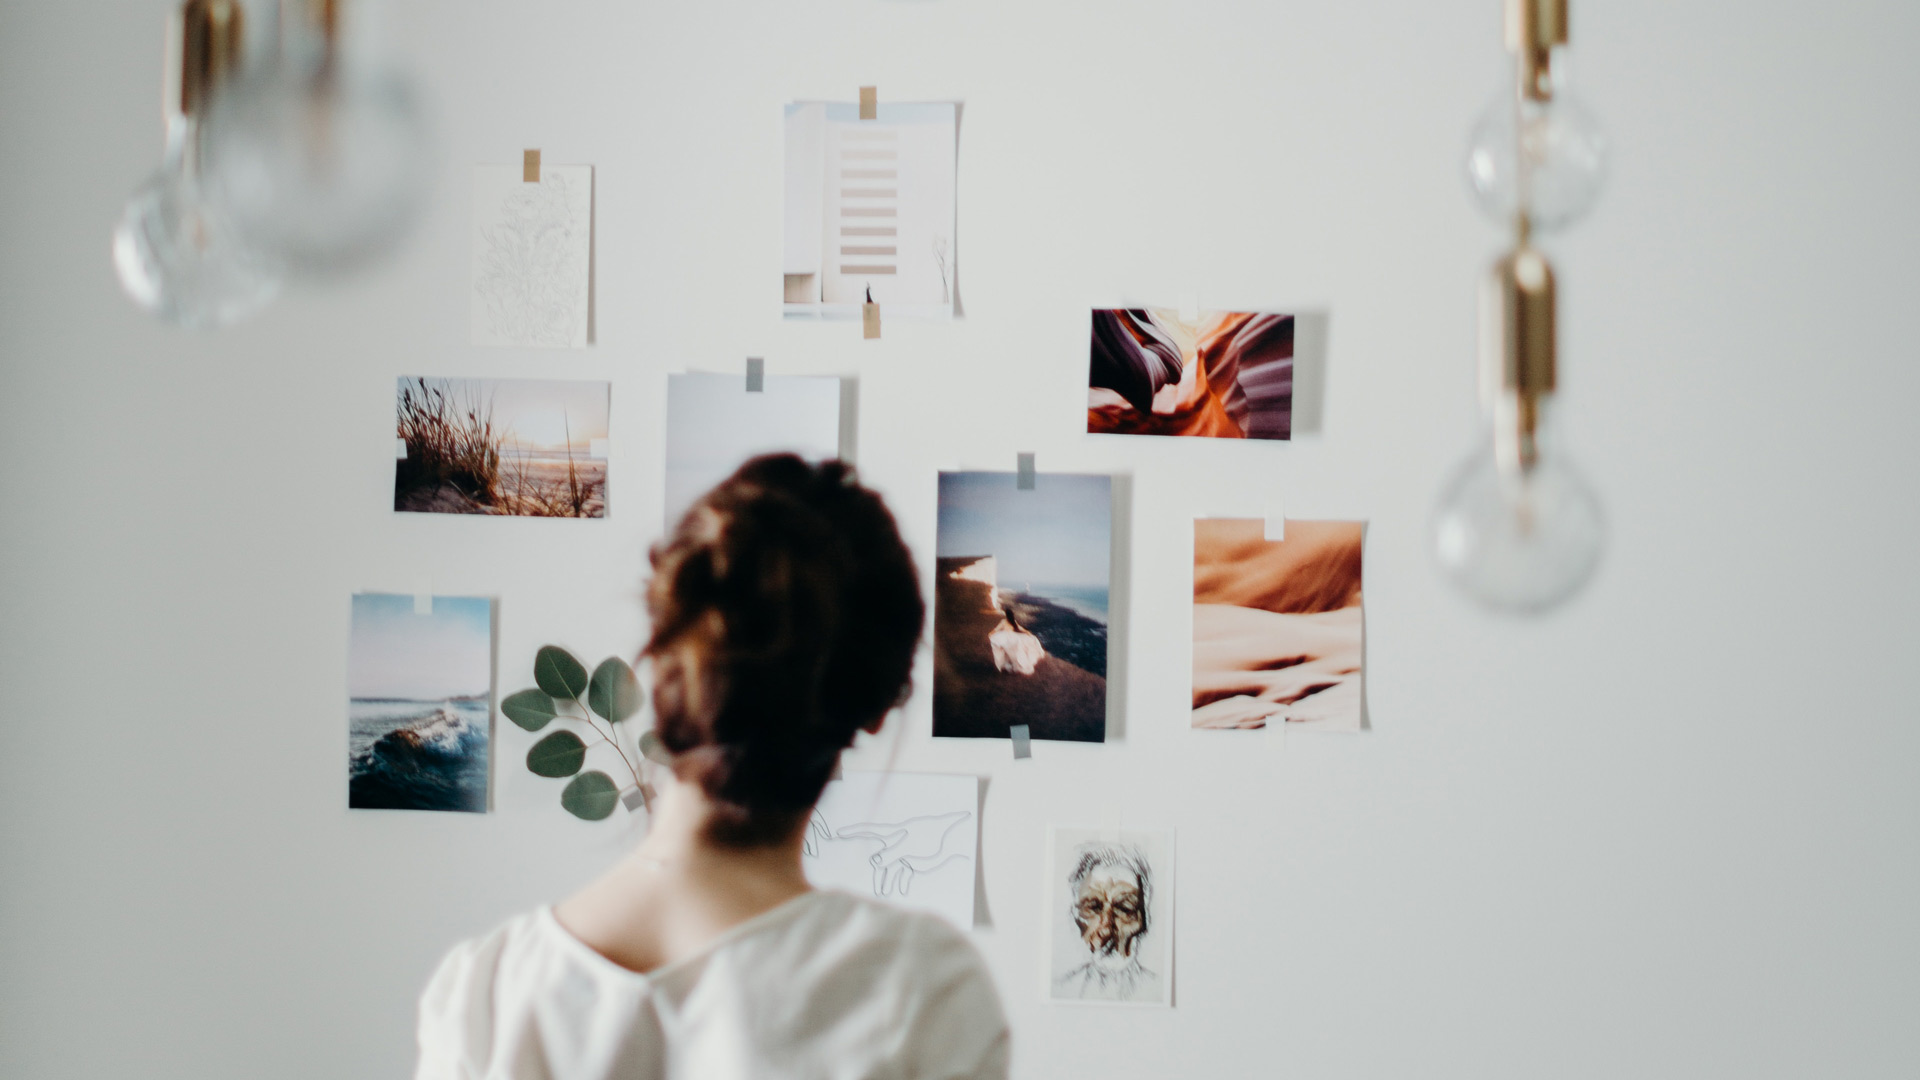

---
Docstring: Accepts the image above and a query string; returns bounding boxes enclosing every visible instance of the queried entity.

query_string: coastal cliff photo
[347,593,495,813]
[933,471,1111,742]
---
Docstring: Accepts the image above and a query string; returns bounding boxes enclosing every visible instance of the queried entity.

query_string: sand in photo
[1089,308,1293,440]
[1192,519,1364,731]
[347,594,494,813]
[1047,827,1173,1007]
[933,471,1110,743]
[663,372,842,526]
[394,377,609,518]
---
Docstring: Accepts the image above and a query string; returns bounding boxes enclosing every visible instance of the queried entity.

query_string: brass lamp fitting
[1480,245,1557,473]
[1506,0,1567,102]
[172,0,245,121]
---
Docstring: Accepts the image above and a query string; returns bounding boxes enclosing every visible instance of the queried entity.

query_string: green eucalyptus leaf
[526,730,587,778]
[638,730,673,765]
[561,771,620,821]
[588,657,642,723]
[501,689,559,732]
[533,646,588,700]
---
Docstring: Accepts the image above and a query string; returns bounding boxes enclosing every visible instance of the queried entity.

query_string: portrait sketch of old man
[1047,828,1173,1006]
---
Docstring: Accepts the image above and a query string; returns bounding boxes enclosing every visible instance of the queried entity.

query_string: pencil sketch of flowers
[472,169,589,348]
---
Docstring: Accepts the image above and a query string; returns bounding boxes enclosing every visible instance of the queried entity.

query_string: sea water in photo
[348,697,490,812]
[347,593,494,813]
[1004,584,1108,678]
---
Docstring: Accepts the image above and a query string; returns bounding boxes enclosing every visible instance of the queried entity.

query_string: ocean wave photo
[348,699,490,813]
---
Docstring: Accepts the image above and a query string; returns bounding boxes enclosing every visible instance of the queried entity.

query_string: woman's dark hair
[645,454,924,846]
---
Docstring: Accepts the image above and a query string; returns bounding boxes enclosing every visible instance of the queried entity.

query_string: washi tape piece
[863,288,880,338]
[523,148,541,183]
[1265,516,1285,541]
[1010,723,1032,759]
[1178,292,1200,322]
[859,86,877,120]
[621,788,647,812]
[746,357,765,392]
[412,586,432,615]
[396,438,408,460]
[1016,453,1036,490]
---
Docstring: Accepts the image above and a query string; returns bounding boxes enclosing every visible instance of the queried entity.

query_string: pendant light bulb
[199,0,434,276]
[113,0,282,328]
[1465,0,1607,233]
[1433,247,1605,614]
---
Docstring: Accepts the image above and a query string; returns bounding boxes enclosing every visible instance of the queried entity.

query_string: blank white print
[471,164,592,348]
[1047,827,1173,1006]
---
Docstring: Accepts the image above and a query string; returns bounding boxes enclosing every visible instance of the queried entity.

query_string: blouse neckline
[536,889,827,983]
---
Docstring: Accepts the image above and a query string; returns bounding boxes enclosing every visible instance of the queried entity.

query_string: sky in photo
[937,471,1111,590]
[348,594,494,701]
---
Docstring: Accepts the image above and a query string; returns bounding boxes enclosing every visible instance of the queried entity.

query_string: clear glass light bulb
[1466,86,1608,233]
[1433,407,1605,614]
[200,53,433,276]
[112,116,283,329]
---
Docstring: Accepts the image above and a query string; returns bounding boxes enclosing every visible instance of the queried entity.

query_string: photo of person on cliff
[347,593,495,813]
[933,471,1111,743]
[1048,828,1173,1006]
[1192,519,1364,731]
[1087,308,1294,440]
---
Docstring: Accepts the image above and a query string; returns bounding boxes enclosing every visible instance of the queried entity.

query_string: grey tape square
[1016,453,1035,490]
[746,357,765,392]
[621,788,647,811]
[1010,723,1032,758]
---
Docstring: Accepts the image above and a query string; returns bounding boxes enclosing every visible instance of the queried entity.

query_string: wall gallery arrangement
[352,91,1368,1016]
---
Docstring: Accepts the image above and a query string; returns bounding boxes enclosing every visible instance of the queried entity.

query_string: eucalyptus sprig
[501,645,669,821]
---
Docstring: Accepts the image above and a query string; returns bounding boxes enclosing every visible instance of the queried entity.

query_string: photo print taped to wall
[783,101,958,321]
[470,163,593,348]
[1088,309,1294,440]
[347,593,495,813]
[663,372,842,527]
[1047,827,1174,1007]
[803,771,978,928]
[933,471,1111,743]
[1192,519,1364,731]
[394,377,610,519]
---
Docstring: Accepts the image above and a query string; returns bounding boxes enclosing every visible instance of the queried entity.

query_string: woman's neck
[554,781,814,975]
[626,781,811,893]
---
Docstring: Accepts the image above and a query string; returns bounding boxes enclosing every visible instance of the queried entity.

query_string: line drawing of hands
[804,810,832,858]
[834,812,972,898]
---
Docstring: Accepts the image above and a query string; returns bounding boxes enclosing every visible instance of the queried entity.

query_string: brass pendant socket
[173,0,245,120]
[1481,246,1557,471]
[1505,0,1568,101]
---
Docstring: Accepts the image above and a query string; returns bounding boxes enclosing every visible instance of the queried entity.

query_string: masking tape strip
[523,148,541,183]
[396,438,408,460]
[1099,808,1121,843]
[863,300,880,339]
[1179,292,1200,323]
[1265,514,1285,541]
[621,788,647,812]
[412,579,432,615]
[859,86,877,120]
[1010,723,1032,759]
[746,357,765,392]
[1016,452,1036,490]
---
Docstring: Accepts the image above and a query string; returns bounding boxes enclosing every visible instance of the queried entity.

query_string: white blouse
[415,890,1010,1080]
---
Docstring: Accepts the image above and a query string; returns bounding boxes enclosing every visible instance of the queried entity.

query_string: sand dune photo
[1192,519,1364,731]
[394,376,609,519]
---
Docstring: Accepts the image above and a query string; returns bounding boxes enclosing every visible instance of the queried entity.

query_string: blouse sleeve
[902,919,1013,1080]
[414,927,510,1080]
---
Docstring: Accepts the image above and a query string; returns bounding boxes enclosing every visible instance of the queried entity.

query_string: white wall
[3,0,1918,1076]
